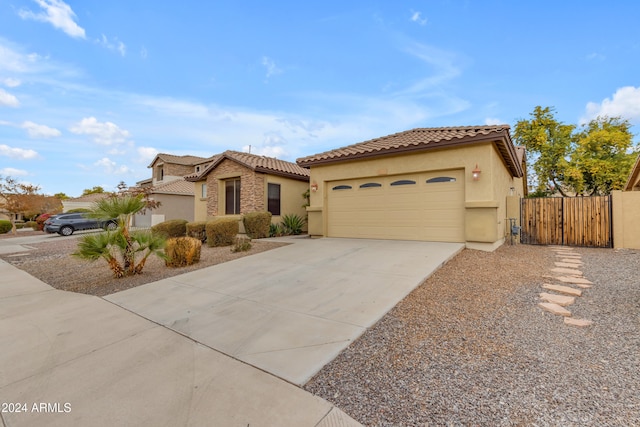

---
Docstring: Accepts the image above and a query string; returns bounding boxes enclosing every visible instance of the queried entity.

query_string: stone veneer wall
[205,159,265,217]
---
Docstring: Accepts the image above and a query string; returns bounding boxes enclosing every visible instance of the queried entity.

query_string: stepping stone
[539,292,576,307]
[564,318,593,327]
[551,267,583,276]
[555,262,583,268]
[542,283,582,296]
[555,251,578,256]
[556,276,593,285]
[539,302,572,317]
[575,283,593,289]
[560,259,583,265]
[556,253,582,258]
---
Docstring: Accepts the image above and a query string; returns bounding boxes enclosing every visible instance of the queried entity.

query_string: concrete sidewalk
[106,237,463,385]
[0,261,361,426]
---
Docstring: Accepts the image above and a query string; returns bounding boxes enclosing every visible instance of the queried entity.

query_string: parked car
[44,213,118,236]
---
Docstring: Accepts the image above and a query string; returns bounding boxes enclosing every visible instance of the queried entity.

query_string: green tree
[568,116,637,195]
[82,186,106,196]
[73,194,166,278]
[513,106,575,196]
[54,192,70,200]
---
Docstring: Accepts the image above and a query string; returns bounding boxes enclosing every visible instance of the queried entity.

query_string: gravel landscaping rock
[0,236,287,296]
[305,244,640,426]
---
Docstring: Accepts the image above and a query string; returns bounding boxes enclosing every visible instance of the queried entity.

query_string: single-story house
[296,125,526,251]
[624,154,640,191]
[133,179,195,227]
[184,150,310,226]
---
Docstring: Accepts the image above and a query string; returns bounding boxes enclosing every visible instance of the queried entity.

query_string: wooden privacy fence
[520,196,612,248]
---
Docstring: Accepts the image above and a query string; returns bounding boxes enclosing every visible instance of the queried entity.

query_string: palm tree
[72,194,166,278]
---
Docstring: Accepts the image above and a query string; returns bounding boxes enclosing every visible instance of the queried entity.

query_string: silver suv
[44,213,118,236]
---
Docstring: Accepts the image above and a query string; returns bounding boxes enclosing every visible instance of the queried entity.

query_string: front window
[268,183,281,216]
[225,178,241,215]
[201,183,207,199]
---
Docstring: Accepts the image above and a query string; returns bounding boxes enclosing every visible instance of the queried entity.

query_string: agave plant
[73,194,166,278]
[281,213,306,235]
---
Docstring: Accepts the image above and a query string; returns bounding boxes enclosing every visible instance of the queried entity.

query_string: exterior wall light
[472,164,481,181]
[311,182,318,192]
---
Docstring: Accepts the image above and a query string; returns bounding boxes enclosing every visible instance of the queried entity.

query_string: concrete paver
[542,283,583,297]
[539,302,572,316]
[539,292,575,307]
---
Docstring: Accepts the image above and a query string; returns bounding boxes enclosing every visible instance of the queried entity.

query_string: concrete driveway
[106,237,463,385]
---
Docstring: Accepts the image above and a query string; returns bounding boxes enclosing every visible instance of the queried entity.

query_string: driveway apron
[105,237,463,385]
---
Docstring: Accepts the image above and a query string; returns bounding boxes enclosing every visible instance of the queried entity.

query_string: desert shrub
[243,211,272,239]
[281,214,306,235]
[269,223,284,237]
[231,236,252,253]
[36,213,53,231]
[151,219,188,238]
[67,208,91,213]
[0,220,12,234]
[186,221,207,242]
[165,237,202,267]
[206,218,239,247]
[26,221,38,230]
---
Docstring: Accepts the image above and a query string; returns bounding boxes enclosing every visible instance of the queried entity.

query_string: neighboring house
[624,154,640,191]
[296,126,526,251]
[147,153,214,186]
[62,193,111,212]
[133,179,195,227]
[184,150,310,226]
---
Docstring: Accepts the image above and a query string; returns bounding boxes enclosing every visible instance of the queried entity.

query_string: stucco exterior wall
[264,175,309,225]
[307,141,523,250]
[194,181,208,222]
[612,190,640,249]
[133,193,194,227]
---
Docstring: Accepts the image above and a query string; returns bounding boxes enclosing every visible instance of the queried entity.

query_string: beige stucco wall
[134,193,194,227]
[306,141,523,250]
[612,190,640,249]
[263,175,309,226]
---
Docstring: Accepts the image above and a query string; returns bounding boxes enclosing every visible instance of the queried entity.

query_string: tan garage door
[327,169,465,242]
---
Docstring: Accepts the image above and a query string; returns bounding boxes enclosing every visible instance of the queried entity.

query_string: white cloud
[3,78,21,87]
[69,117,131,145]
[97,34,127,57]
[0,89,20,107]
[582,86,640,124]
[410,10,428,26]
[243,132,288,158]
[262,56,282,79]
[0,167,28,176]
[484,117,503,125]
[94,157,131,174]
[137,146,159,163]
[21,121,62,138]
[0,144,38,159]
[18,0,85,39]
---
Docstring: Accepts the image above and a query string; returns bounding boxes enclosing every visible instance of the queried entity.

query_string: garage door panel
[327,169,464,242]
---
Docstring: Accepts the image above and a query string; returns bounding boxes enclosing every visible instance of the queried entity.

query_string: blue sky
[1,0,639,197]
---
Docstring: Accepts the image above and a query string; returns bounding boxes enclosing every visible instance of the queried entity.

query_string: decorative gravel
[305,244,640,426]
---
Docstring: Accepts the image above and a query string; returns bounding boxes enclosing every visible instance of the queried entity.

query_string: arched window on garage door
[426,177,457,183]
[332,185,352,190]
[390,179,416,186]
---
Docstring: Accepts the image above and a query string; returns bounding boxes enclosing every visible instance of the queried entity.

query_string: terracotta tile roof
[185,150,310,182]
[148,153,209,168]
[68,193,112,203]
[151,179,194,196]
[625,153,640,191]
[296,126,524,177]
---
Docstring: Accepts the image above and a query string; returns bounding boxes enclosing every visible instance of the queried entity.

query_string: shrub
[36,213,53,231]
[243,211,272,239]
[231,236,252,253]
[281,214,306,235]
[67,208,91,213]
[165,237,202,267]
[206,218,239,247]
[0,220,12,234]
[26,221,38,230]
[151,219,188,238]
[186,221,207,242]
[269,223,284,237]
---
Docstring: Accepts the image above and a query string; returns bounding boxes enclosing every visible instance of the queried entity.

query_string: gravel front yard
[0,236,287,296]
[305,244,640,426]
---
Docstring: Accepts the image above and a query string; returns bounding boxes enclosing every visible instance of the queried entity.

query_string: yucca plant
[73,194,167,278]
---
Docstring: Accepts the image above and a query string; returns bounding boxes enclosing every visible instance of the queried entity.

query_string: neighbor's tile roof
[184,150,310,181]
[68,192,112,203]
[296,126,524,177]
[148,153,210,168]
[151,179,194,195]
[625,153,640,191]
